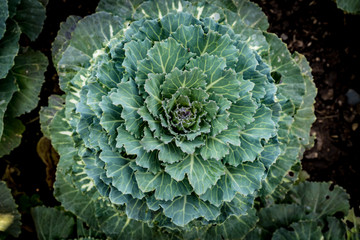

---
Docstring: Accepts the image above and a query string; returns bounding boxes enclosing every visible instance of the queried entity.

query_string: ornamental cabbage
[41,0,316,238]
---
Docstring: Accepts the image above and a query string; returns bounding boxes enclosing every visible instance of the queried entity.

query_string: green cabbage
[41,0,317,238]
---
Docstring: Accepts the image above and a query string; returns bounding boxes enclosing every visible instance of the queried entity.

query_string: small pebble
[346,89,360,105]
[352,123,359,131]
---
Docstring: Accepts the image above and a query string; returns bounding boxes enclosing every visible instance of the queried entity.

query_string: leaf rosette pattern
[43,0,317,238]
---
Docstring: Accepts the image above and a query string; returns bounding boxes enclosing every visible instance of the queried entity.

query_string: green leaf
[228,105,275,163]
[110,79,143,137]
[7,0,21,18]
[263,33,305,109]
[161,68,206,98]
[13,0,46,41]
[135,171,192,201]
[202,160,265,204]
[138,106,162,137]
[324,216,346,240]
[160,194,220,227]
[123,39,152,79]
[31,206,75,240]
[221,193,255,218]
[139,19,167,41]
[140,128,183,164]
[6,49,48,117]
[172,25,238,67]
[205,208,258,240]
[272,221,323,240]
[0,20,20,79]
[0,74,18,137]
[134,0,190,19]
[161,12,200,35]
[0,181,21,238]
[200,122,240,161]
[100,148,144,199]
[0,0,8,39]
[208,93,231,136]
[228,94,258,129]
[290,53,317,146]
[231,0,269,30]
[257,204,307,232]
[58,12,123,91]
[52,15,81,68]
[137,37,195,88]
[165,154,225,195]
[288,182,350,219]
[144,73,165,117]
[336,0,360,14]
[96,0,144,20]
[39,95,64,139]
[0,118,25,157]
[99,95,123,137]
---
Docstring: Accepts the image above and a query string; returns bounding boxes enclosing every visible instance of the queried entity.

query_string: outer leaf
[159,194,220,227]
[257,204,307,232]
[0,20,20,79]
[58,12,123,91]
[288,182,350,219]
[0,0,8,39]
[13,0,46,41]
[290,53,317,146]
[0,118,25,157]
[31,206,75,240]
[205,209,258,240]
[336,0,360,14]
[52,15,82,68]
[39,95,64,139]
[0,74,18,137]
[324,216,346,240]
[135,171,192,201]
[7,0,21,18]
[0,181,21,238]
[263,33,305,109]
[134,0,190,19]
[6,49,48,117]
[96,0,144,20]
[272,221,323,240]
[165,154,225,195]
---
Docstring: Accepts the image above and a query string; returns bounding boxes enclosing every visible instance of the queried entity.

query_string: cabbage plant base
[41,0,316,239]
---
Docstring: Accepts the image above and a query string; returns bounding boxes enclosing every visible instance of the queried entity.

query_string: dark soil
[1,0,359,238]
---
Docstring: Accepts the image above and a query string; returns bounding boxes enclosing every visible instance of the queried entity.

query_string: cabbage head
[42,0,317,239]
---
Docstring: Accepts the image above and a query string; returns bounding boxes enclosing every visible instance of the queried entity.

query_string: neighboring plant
[335,0,360,14]
[40,0,317,238]
[0,0,48,157]
[0,181,21,239]
[246,182,350,239]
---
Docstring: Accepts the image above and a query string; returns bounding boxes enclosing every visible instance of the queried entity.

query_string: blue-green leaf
[135,171,191,201]
[165,154,225,195]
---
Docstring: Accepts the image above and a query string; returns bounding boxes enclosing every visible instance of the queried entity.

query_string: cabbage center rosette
[73,12,278,227]
[45,0,316,237]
